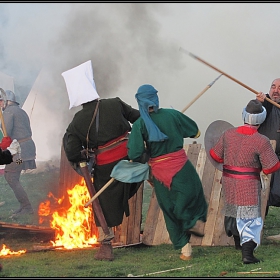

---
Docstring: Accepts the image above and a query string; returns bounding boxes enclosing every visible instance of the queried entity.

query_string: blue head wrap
[135,84,168,142]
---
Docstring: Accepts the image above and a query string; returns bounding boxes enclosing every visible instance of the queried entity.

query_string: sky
[0,2,279,162]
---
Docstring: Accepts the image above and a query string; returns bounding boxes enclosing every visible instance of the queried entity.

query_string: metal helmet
[5,90,19,105]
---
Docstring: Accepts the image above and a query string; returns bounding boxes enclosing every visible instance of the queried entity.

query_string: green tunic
[128,108,208,250]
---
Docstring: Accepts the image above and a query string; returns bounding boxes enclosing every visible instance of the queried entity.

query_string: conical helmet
[5,90,19,105]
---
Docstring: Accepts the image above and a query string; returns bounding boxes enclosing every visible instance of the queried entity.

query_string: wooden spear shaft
[181,74,222,113]
[84,178,115,208]
[0,89,7,136]
[0,109,7,137]
[179,47,280,109]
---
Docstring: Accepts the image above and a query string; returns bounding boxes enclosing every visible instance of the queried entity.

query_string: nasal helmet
[5,90,19,105]
[0,89,19,109]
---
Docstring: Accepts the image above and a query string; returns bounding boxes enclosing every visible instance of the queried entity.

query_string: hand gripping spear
[179,47,280,109]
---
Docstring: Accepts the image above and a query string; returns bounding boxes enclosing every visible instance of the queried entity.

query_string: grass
[0,167,279,277]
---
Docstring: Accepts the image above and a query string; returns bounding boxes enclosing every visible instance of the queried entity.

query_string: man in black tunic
[62,61,142,242]
[256,78,280,212]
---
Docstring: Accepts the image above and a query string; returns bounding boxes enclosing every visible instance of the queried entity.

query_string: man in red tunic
[210,99,280,264]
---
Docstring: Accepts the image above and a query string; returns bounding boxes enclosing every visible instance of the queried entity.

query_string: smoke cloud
[0,3,279,161]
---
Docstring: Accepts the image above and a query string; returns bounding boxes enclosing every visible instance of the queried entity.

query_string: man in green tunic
[127,84,208,261]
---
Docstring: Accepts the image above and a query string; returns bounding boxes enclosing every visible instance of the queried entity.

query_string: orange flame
[0,244,26,256]
[0,179,98,256]
[40,178,98,249]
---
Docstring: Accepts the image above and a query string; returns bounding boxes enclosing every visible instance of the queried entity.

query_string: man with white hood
[62,61,143,253]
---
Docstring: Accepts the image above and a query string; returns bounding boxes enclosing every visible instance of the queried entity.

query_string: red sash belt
[95,132,129,165]
[223,165,261,180]
[149,149,187,189]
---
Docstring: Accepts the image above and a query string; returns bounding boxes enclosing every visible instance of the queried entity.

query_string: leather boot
[94,241,114,261]
[233,235,242,250]
[242,240,260,264]
[187,220,204,237]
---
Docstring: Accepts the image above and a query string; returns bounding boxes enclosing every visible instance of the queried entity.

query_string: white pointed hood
[62,60,100,109]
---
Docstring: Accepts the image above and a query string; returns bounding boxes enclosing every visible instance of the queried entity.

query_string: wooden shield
[204,120,234,171]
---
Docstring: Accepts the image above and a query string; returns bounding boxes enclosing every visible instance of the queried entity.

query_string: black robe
[258,94,280,207]
[64,97,142,227]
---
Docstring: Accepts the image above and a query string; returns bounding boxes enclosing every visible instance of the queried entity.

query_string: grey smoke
[0,3,279,161]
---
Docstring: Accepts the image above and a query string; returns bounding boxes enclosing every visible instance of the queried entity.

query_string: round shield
[62,132,94,177]
[204,120,234,171]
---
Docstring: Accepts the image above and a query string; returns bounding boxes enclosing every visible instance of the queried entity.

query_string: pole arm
[84,178,115,208]
[0,89,7,136]
[79,162,110,235]
[0,109,7,137]
[181,74,222,113]
[179,47,280,109]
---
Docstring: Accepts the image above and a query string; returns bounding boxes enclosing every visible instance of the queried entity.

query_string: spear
[179,47,280,109]
[181,74,222,113]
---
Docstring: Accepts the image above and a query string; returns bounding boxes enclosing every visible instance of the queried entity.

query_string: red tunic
[210,125,280,219]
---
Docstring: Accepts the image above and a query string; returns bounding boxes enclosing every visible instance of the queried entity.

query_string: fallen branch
[127,265,192,277]
[237,271,279,274]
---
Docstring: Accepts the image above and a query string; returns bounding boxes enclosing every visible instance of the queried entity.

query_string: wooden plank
[142,189,161,245]
[196,147,206,180]
[126,183,144,244]
[191,149,216,246]
[152,207,167,245]
[0,221,54,232]
[201,168,222,246]
[211,186,234,246]
[186,143,201,167]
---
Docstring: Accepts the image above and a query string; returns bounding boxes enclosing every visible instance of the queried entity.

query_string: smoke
[0,3,280,161]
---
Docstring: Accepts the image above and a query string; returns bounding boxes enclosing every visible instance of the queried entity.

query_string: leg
[4,162,33,214]
[237,217,263,264]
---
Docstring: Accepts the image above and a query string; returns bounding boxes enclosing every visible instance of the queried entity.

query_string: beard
[270,93,280,104]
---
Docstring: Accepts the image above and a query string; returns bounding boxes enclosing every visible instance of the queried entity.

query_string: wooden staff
[237,271,279,274]
[84,178,115,208]
[79,162,110,235]
[181,74,222,113]
[0,109,7,137]
[179,47,280,109]
[0,89,7,136]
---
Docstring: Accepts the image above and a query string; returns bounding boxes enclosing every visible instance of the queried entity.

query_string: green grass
[0,168,279,277]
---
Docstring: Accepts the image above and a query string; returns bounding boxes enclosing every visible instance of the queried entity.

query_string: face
[269,78,280,103]
[0,100,4,108]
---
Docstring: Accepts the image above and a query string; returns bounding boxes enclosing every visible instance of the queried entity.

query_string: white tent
[0,72,14,92]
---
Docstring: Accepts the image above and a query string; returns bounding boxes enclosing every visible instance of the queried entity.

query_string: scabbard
[79,162,110,235]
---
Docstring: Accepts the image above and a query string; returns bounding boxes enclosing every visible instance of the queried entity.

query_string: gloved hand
[0,136,12,150]
[7,139,21,155]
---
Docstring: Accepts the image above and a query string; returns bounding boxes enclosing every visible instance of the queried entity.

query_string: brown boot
[187,220,205,237]
[94,241,114,261]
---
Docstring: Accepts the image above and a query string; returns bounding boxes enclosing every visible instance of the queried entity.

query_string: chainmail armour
[213,127,279,219]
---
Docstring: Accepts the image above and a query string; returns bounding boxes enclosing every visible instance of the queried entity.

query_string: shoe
[242,240,260,264]
[187,220,205,237]
[180,243,192,260]
[180,254,192,261]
